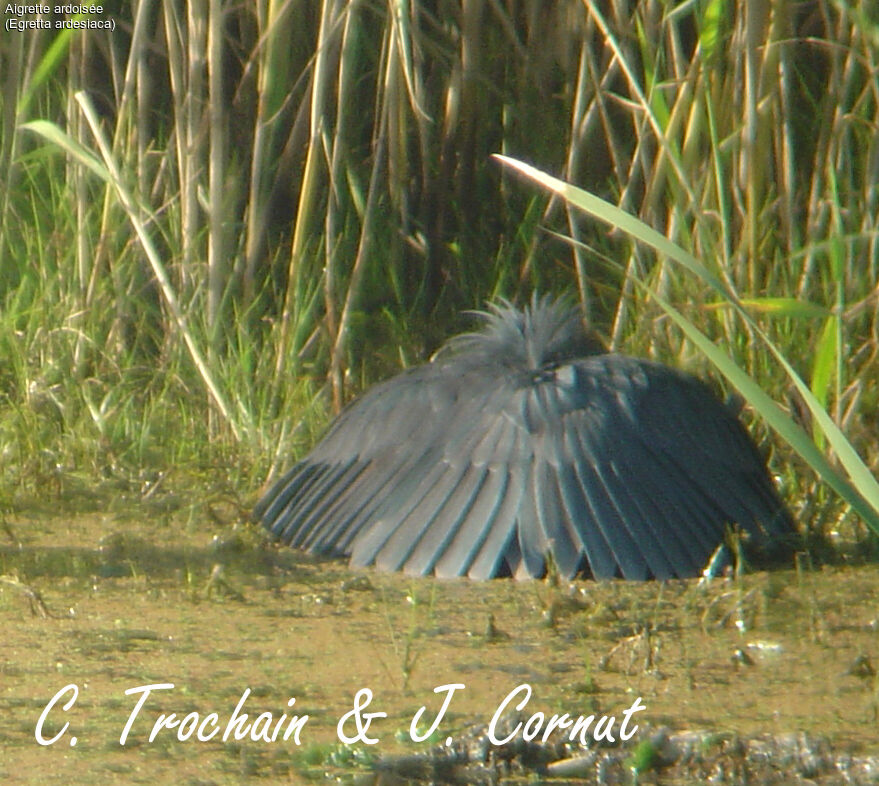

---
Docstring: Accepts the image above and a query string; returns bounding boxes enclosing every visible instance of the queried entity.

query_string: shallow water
[1,509,877,783]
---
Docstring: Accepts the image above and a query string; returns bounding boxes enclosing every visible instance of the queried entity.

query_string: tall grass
[0,1,876,539]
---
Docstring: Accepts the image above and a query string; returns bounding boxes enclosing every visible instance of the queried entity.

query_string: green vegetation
[1,0,877,545]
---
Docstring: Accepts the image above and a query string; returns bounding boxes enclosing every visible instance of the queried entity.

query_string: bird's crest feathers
[441,294,604,371]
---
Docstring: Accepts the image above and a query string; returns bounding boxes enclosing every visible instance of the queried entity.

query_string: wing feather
[256,338,793,580]
[432,467,510,578]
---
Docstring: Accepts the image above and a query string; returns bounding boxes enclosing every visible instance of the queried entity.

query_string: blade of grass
[19,119,110,181]
[643,285,879,534]
[495,154,879,533]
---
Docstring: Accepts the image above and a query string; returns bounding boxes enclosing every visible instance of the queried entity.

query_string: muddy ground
[1,500,877,784]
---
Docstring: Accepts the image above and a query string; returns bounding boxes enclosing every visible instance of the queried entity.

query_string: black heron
[255,295,795,580]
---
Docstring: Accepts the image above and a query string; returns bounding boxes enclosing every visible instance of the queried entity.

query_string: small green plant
[293,742,375,779]
[626,738,660,781]
[380,583,437,692]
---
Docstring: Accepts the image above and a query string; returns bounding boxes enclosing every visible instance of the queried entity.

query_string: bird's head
[439,294,606,373]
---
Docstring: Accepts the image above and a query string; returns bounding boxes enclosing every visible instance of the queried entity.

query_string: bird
[254,294,796,581]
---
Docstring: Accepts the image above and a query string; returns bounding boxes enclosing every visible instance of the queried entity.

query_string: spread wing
[255,354,793,580]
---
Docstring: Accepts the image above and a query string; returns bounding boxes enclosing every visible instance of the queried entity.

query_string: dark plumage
[255,295,795,580]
